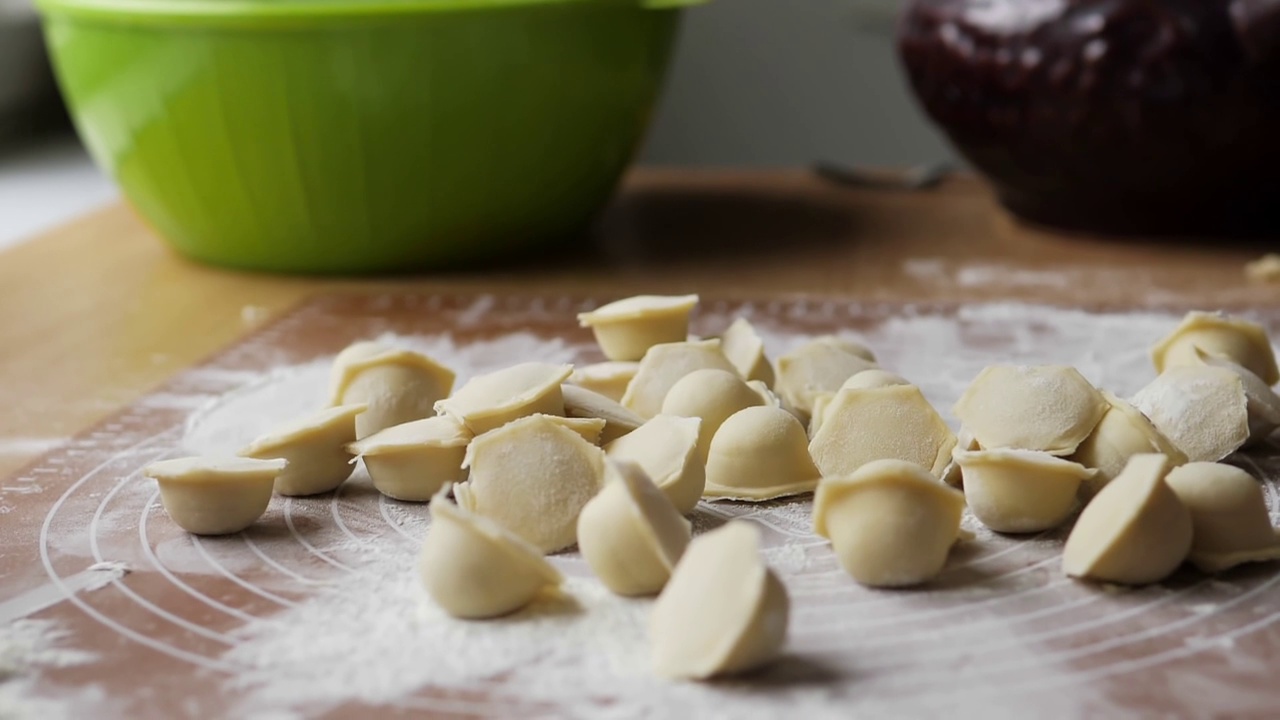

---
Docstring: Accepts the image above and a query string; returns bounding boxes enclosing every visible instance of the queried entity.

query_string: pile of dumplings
[144,297,1280,681]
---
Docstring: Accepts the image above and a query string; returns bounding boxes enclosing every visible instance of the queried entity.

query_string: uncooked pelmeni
[561,384,644,444]
[577,294,700,362]
[621,339,738,419]
[605,414,705,514]
[703,406,821,501]
[1192,349,1280,445]
[144,456,287,535]
[953,449,1095,533]
[1062,454,1192,585]
[953,364,1107,456]
[941,428,978,488]
[1151,310,1279,386]
[650,522,788,679]
[775,336,878,419]
[813,459,965,587]
[419,489,563,619]
[809,384,956,479]
[435,362,574,435]
[1070,391,1186,499]
[577,460,692,596]
[536,415,608,444]
[808,369,911,437]
[660,368,764,461]
[568,361,640,403]
[1131,365,1249,463]
[328,342,456,439]
[1164,462,1280,573]
[347,415,471,501]
[240,404,365,497]
[455,415,606,553]
[719,317,776,386]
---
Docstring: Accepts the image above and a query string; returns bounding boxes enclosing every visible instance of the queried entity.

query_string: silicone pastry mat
[3,292,1280,718]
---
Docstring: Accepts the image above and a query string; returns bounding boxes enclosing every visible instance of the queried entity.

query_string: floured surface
[4,293,1280,718]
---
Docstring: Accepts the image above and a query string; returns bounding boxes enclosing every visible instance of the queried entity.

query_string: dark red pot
[898,0,1280,237]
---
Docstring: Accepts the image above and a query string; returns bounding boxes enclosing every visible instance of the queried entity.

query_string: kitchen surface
[5,1,1280,718]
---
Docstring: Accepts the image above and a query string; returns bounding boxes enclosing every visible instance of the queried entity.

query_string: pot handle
[1232,0,1280,64]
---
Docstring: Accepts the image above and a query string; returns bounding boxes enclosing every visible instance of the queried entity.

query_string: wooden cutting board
[3,170,1280,717]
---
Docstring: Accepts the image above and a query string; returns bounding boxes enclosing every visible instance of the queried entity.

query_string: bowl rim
[35,0,705,24]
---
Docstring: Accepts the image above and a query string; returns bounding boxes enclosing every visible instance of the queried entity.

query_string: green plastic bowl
[36,0,697,273]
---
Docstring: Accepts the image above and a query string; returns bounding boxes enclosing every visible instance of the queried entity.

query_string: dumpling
[328,342,455,439]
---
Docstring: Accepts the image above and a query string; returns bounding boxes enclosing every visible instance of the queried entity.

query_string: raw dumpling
[1070,391,1186,499]
[435,362,574,435]
[347,415,471,501]
[144,456,287,535]
[719,317,776,386]
[455,415,606,553]
[1151,311,1279,386]
[240,404,366,497]
[568,362,640,403]
[809,384,956,479]
[1165,462,1280,573]
[704,406,821,501]
[660,368,764,461]
[577,460,692,596]
[808,369,910,437]
[953,449,1095,533]
[621,339,737,419]
[1062,454,1192,586]
[650,522,788,679]
[605,415,705,514]
[813,459,965,587]
[775,336,878,419]
[954,365,1107,456]
[561,383,644,445]
[578,294,700,362]
[419,489,563,619]
[1131,365,1249,463]
[328,342,456,439]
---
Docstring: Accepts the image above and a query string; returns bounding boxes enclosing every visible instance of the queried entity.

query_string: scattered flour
[0,619,98,720]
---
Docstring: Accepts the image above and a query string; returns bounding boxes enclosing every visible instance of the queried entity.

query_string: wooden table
[5,169,1280,717]
[4,168,1275,482]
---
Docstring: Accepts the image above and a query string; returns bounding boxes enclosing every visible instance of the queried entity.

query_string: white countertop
[0,131,117,252]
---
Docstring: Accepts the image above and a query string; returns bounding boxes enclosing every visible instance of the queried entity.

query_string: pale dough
[419,489,563,619]
[775,336,878,419]
[328,341,456,439]
[143,456,287,535]
[1070,391,1186,499]
[719,317,776,386]
[940,428,978,488]
[578,294,700,362]
[621,339,738,419]
[347,415,471,501]
[649,522,788,679]
[953,449,1095,533]
[577,460,692,596]
[703,406,821,501]
[1131,365,1249,463]
[1165,462,1280,573]
[537,415,608,445]
[1151,310,1279,386]
[435,362,573,435]
[953,364,1107,456]
[813,459,965,587]
[560,383,644,445]
[605,414,705,514]
[808,369,910,437]
[1193,349,1280,445]
[455,415,606,553]
[1062,454,1192,585]
[568,361,640,403]
[660,368,764,462]
[809,384,956,479]
[1246,254,1280,284]
[240,404,366,497]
